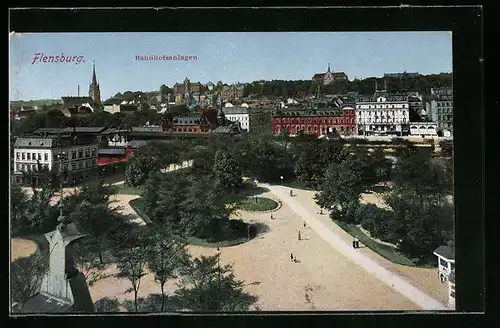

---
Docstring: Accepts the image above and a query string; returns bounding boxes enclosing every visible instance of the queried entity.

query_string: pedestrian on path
[320,209,323,215]
[290,189,293,197]
[354,237,360,249]
[303,221,307,228]
[271,213,274,220]
[298,230,301,240]
[290,253,294,262]
[352,239,356,249]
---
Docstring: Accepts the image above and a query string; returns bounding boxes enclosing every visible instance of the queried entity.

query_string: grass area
[334,220,419,267]
[114,184,145,196]
[238,197,279,212]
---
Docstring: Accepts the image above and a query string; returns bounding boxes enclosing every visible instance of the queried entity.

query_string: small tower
[327,63,331,73]
[89,61,101,106]
[37,203,94,312]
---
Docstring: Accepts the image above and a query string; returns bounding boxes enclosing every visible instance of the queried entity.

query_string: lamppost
[56,150,67,226]
[253,179,258,203]
[280,176,283,185]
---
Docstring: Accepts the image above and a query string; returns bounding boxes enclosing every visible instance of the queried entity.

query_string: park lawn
[334,220,418,267]
[238,197,278,212]
[114,184,145,196]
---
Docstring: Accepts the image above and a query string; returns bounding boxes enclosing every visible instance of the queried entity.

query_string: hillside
[10,99,60,107]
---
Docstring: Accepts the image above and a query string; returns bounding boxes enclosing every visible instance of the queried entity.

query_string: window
[85,148,90,158]
[17,164,21,171]
[16,176,21,184]
[38,153,42,160]
[92,160,96,167]
[16,152,20,160]
[72,162,76,169]
[27,153,31,160]
[44,164,49,170]
[78,149,83,159]
[44,153,48,161]
[27,165,31,172]
[439,258,448,267]
[85,160,89,168]
[22,152,25,160]
[78,161,83,169]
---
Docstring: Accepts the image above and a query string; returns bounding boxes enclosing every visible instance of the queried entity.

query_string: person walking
[303,221,307,228]
[290,189,293,197]
[298,230,301,240]
[271,213,274,220]
[352,239,356,249]
[290,253,294,262]
[354,237,360,249]
[319,209,323,215]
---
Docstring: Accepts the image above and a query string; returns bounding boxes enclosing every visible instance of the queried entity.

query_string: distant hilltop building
[312,63,348,85]
[384,71,420,79]
[88,61,101,106]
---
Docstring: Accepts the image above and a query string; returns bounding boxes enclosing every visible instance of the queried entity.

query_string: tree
[145,228,190,311]
[175,254,258,311]
[69,200,123,264]
[11,252,48,310]
[116,245,147,312]
[10,184,29,236]
[94,297,121,312]
[179,175,233,240]
[314,154,366,222]
[213,149,242,191]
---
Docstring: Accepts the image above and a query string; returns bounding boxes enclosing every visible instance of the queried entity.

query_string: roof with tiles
[15,137,55,148]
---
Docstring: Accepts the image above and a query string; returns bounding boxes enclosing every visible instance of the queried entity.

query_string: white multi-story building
[222,107,251,132]
[355,95,410,136]
[13,130,100,186]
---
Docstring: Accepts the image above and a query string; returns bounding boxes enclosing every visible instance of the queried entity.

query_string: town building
[426,87,453,137]
[12,127,103,186]
[12,211,94,312]
[409,122,438,137]
[220,84,245,101]
[272,105,356,137]
[312,63,349,85]
[222,106,251,132]
[88,61,101,106]
[355,94,410,136]
[60,96,96,117]
[173,78,204,96]
[206,81,215,91]
[383,71,420,79]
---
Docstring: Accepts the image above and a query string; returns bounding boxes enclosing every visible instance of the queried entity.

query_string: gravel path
[89,189,422,311]
[265,183,447,310]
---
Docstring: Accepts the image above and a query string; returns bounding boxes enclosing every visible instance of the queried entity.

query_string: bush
[94,297,121,312]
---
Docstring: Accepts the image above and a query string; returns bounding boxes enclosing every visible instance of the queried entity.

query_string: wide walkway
[263,183,447,311]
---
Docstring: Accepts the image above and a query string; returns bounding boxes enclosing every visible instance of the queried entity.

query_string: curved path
[263,183,447,311]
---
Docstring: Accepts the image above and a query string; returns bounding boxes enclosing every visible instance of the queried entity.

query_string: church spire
[327,63,331,73]
[92,61,97,85]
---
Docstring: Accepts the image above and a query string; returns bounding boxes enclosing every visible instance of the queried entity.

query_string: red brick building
[272,106,356,136]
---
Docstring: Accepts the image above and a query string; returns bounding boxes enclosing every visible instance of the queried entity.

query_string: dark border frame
[8,5,485,326]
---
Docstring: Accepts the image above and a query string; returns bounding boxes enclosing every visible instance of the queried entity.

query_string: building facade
[427,87,453,137]
[355,95,410,136]
[13,131,100,186]
[272,106,356,137]
[409,122,438,137]
[312,64,348,85]
[222,107,250,132]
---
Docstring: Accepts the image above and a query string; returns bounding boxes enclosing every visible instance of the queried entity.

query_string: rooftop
[13,293,73,313]
[222,107,249,115]
[15,137,54,148]
[433,245,455,260]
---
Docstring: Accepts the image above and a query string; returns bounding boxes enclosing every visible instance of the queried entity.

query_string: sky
[9,32,452,101]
